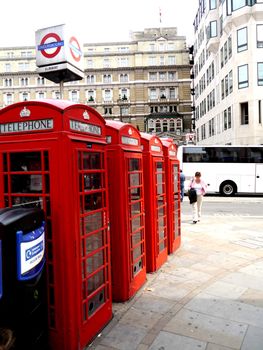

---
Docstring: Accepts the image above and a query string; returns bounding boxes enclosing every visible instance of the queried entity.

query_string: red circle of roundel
[40,33,62,59]
[69,36,81,62]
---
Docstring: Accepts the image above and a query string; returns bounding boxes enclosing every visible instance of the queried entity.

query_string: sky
[1,0,198,47]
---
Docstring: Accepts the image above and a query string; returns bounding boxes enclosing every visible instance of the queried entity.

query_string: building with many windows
[0,27,193,142]
[193,0,263,144]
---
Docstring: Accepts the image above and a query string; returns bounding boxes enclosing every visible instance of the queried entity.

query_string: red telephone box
[105,121,146,301]
[0,100,112,350]
[140,133,168,273]
[161,139,181,254]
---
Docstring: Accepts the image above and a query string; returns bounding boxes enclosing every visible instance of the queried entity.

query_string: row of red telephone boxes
[0,99,181,350]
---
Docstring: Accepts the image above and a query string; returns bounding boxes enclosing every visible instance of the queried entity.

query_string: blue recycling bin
[0,208,47,350]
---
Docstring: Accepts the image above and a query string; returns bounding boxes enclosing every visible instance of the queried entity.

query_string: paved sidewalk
[88,208,263,350]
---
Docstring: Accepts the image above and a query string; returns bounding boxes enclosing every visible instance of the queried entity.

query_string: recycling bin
[0,207,47,350]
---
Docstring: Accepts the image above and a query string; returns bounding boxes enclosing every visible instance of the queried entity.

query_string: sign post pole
[59,81,64,99]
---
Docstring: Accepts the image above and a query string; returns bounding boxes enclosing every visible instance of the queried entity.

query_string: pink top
[190,179,207,196]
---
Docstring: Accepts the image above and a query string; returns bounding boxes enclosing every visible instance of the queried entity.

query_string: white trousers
[191,194,203,221]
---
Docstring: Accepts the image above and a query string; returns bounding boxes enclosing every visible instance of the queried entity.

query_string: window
[257,25,263,48]
[53,91,60,99]
[221,79,225,99]
[70,90,79,103]
[149,89,157,100]
[103,74,112,83]
[237,27,247,52]
[87,75,95,84]
[257,63,263,86]
[169,88,176,99]
[232,0,246,11]
[160,56,165,65]
[240,102,249,125]
[228,35,232,58]
[20,92,29,101]
[208,21,217,38]
[149,56,157,65]
[104,107,112,115]
[87,59,93,68]
[37,77,45,85]
[103,89,112,102]
[120,73,128,82]
[238,64,248,88]
[4,78,12,87]
[87,90,95,102]
[159,72,166,81]
[210,0,217,9]
[5,64,11,72]
[18,62,30,71]
[4,93,14,105]
[103,58,110,68]
[228,106,232,128]
[37,92,45,99]
[168,56,176,65]
[118,57,129,67]
[168,72,176,80]
[21,77,29,86]
[149,72,157,81]
[149,43,155,51]
[120,88,128,100]
[229,70,233,93]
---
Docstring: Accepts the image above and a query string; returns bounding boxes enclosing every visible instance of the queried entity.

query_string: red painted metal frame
[0,100,112,350]
[140,132,168,273]
[105,121,146,301]
[161,139,181,254]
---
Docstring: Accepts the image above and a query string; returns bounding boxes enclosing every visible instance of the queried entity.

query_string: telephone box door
[171,161,181,252]
[72,143,112,349]
[125,154,145,298]
[153,159,168,270]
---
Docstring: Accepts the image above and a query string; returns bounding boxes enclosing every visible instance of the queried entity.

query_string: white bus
[177,145,263,196]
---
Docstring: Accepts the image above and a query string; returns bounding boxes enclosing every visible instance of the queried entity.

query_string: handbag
[188,188,197,204]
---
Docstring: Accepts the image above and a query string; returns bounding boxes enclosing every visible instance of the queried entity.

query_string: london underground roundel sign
[69,36,82,62]
[38,33,64,59]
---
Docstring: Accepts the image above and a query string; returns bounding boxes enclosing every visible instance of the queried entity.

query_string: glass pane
[132,231,142,246]
[44,151,49,170]
[83,212,103,233]
[3,153,7,172]
[87,250,104,274]
[85,231,104,254]
[129,173,140,187]
[83,173,102,190]
[84,193,103,211]
[131,215,142,232]
[83,153,102,170]
[10,152,41,171]
[87,270,104,294]
[12,196,43,208]
[131,202,141,214]
[133,245,142,260]
[129,158,140,171]
[10,174,42,193]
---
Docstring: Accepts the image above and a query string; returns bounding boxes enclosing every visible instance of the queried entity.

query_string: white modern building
[193,0,263,144]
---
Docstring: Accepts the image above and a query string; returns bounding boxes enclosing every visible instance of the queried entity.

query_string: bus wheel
[220,181,237,196]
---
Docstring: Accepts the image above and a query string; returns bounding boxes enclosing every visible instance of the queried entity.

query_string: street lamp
[117,95,128,122]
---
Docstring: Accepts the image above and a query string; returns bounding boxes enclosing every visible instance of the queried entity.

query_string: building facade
[193,0,263,145]
[0,27,193,142]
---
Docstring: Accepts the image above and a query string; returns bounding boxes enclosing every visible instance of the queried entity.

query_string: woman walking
[189,171,207,224]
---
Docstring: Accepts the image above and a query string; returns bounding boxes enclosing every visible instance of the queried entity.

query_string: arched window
[170,119,175,132]
[163,119,168,132]
[156,119,161,132]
